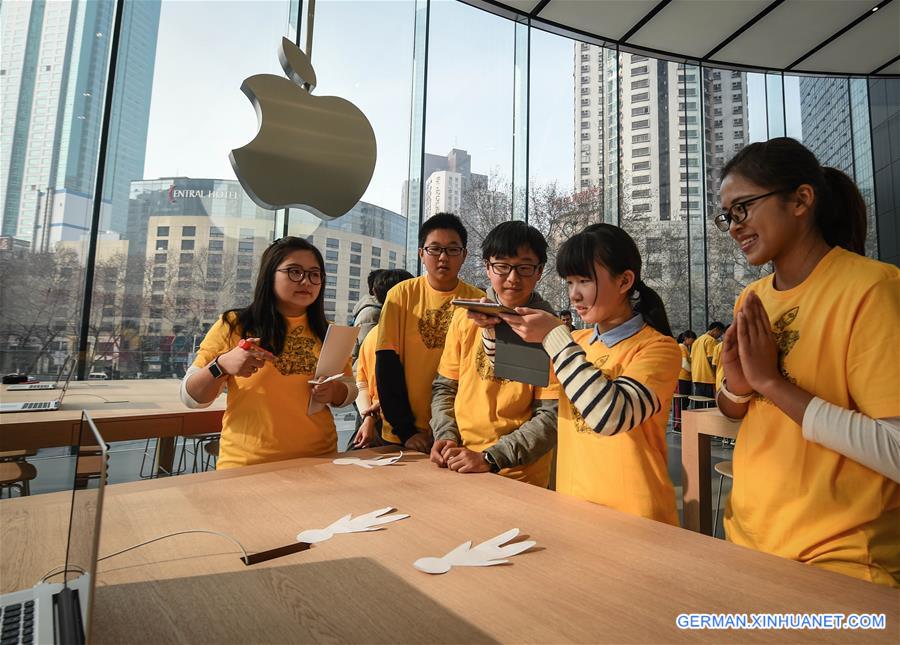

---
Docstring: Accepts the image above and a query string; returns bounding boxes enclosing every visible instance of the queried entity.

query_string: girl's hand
[720,323,752,396]
[217,337,275,377]
[353,416,378,448]
[498,307,564,344]
[736,292,782,394]
[467,297,501,329]
[311,379,348,405]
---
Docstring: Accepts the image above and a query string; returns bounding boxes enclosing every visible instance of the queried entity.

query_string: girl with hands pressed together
[715,138,899,587]
[499,223,681,524]
[181,237,356,469]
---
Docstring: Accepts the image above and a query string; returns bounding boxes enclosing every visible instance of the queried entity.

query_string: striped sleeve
[481,326,496,363]
[541,326,662,436]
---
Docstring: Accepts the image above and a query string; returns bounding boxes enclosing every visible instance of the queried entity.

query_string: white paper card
[333,452,404,469]
[413,528,536,574]
[307,325,360,415]
[296,507,409,544]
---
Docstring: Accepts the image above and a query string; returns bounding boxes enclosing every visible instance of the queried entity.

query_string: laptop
[0,411,108,644]
[1,360,75,413]
[7,358,72,391]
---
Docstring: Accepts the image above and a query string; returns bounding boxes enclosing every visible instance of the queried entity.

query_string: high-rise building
[0,0,160,249]
[401,148,487,218]
[573,47,748,330]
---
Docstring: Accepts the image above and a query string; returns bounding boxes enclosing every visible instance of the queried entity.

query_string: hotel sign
[168,185,241,203]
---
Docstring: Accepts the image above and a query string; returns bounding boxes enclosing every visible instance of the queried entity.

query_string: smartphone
[451,299,519,316]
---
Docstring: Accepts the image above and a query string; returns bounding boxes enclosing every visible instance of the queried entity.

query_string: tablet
[451,299,519,316]
[494,322,551,387]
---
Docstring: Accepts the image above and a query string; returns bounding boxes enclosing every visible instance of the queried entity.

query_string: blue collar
[589,313,645,347]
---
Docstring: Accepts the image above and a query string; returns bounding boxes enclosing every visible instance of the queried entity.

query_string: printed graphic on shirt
[475,342,509,383]
[418,301,454,349]
[570,355,616,434]
[773,306,799,384]
[274,325,318,376]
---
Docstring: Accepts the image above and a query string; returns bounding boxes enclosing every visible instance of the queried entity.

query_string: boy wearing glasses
[429,221,559,486]
[375,213,483,452]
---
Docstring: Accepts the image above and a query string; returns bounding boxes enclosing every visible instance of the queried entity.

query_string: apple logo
[229,37,377,220]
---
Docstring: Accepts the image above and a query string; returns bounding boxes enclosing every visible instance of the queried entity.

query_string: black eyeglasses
[488,261,542,277]
[421,245,465,257]
[715,189,787,232]
[276,267,323,284]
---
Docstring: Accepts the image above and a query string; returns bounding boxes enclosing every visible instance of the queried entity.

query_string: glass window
[325,262,338,274]
[349,266,360,277]
[182,226,196,237]
[371,258,381,268]
[156,240,168,250]
[326,249,339,261]
[350,254,361,265]
[209,240,223,251]
[349,278,360,290]
[371,246,381,257]
[157,226,169,236]
[181,240,194,251]
[349,290,360,302]
[326,238,339,249]
[209,226,224,237]
[325,288,337,299]
[238,241,254,253]
[350,242,362,253]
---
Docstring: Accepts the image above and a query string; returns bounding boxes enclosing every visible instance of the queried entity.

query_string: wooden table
[1,450,896,643]
[681,408,741,535]
[0,380,225,474]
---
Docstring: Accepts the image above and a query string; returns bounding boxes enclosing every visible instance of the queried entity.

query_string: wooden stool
[713,460,734,538]
[671,394,688,432]
[0,461,37,497]
[202,440,219,472]
[0,449,37,462]
[688,395,716,410]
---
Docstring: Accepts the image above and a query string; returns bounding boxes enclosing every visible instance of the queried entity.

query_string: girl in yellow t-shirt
[715,137,900,587]
[180,237,357,469]
[500,223,681,525]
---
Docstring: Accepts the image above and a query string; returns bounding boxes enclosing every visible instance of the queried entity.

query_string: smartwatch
[483,451,501,473]
[208,355,227,379]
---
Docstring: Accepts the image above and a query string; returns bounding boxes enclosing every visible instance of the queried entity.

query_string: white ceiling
[463,0,900,76]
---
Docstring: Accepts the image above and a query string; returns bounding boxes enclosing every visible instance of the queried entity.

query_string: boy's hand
[446,447,491,474]
[430,439,459,467]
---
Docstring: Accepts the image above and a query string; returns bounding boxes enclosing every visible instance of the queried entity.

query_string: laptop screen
[63,411,108,586]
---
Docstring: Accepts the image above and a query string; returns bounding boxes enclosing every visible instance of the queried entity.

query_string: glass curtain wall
[2,0,886,384]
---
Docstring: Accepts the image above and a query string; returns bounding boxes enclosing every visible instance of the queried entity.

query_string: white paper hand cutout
[414,528,536,574]
[332,452,404,469]
[297,507,410,544]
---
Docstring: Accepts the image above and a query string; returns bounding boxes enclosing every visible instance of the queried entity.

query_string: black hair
[367,269,385,295]
[708,322,725,332]
[480,220,548,264]
[677,330,697,344]
[556,223,673,337]
[373,268,414,303]
[559,310,572,318]
[223,236,328,353]
[418,212,468,249]
[722,137,866,254]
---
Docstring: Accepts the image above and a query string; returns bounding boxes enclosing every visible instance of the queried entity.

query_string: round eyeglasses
[276,267,323,284]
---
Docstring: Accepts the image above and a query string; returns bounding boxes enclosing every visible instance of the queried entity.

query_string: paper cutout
[414,528,535,575]
[307,325,360,415]
[296,507,409,544]
[332,452,404,469]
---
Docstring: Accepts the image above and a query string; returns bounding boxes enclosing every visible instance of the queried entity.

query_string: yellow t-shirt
[678,343,691,381]
[724,247,900,587]
[437,308,560,487]
[375,275,483,442]
[355,324,394,441]
[192,313,351,469]
[556,324,680,525]
[691,332,717,384]
[711,341,722,369]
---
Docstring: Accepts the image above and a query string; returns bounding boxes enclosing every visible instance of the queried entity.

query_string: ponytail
[723,138,867,256]
[821,167,866,254]
[556,223,674,338]
[633,280,673,338]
